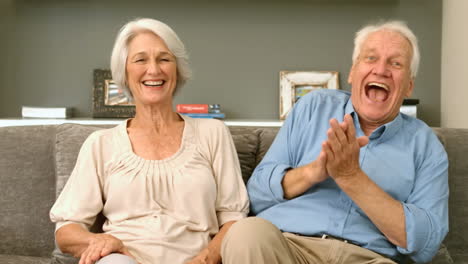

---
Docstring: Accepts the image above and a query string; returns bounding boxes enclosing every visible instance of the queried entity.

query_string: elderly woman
[50,18,249,264]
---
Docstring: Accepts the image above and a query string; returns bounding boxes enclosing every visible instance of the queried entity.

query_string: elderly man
[221,21,448,264]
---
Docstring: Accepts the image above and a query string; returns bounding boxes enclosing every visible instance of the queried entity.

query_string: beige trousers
[221,217,397,264]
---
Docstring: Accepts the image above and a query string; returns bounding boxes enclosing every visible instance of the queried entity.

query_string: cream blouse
[50,115,249,264]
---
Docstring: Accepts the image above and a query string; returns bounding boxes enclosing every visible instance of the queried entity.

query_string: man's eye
[366,56,376,61]
[134,58,145,63]
[390,60,404,68]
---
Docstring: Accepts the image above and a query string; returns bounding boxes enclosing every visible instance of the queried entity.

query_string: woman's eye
[134,58,145,63]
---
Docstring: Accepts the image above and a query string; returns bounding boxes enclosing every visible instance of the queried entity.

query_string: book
[177,104,221,114]
[181,112,225,119]
[21,106,72,118]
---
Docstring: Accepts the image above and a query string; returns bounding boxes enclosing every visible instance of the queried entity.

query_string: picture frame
[279,71,339,120]
[92,69,135,118]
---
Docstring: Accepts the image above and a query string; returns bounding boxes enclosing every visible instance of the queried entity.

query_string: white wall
[441,0,468,128]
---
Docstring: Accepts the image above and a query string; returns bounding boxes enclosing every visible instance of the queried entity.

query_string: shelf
[0,105,415,128]
[0,118,284,127]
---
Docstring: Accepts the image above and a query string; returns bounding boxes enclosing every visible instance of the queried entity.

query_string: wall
[0,0,442,125]
[441,0,468,128]
[0,0,15,117]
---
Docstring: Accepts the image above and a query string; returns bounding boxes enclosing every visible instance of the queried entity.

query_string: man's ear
[405,78,415,97]
[347,65,355,84]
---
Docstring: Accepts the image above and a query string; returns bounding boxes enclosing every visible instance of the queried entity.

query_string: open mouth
[142,80,165,87]
[365,82,389,102]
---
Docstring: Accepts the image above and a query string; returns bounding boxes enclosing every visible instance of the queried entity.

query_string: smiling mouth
[142,80,165,87]
[365,82,389,102]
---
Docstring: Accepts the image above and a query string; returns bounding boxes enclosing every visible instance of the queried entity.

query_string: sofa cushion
[228,127,259,183]
[0,254,50,264]
[50,247,78,264]
[0,125,56,257]
[432,128,468,263]
[256,127,280,165]
[430,243,454,264]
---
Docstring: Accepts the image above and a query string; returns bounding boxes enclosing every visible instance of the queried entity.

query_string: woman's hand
[185,221,235,264]
[185,247,221,264]
[79,234,135,264]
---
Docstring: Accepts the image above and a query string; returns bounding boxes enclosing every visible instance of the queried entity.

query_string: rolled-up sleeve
[247,99,310,214]
[397,134,449,263]
[247,162,290,214]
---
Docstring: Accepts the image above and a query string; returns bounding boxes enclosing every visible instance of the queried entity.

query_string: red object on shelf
[176,104,209,113]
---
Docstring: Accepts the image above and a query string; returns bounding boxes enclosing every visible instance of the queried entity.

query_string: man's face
[348,30,414,128]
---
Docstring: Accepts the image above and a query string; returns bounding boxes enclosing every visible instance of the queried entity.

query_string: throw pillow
[228,127,259,184]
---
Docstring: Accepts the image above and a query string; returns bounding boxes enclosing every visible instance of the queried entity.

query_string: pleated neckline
[116,114,196,166]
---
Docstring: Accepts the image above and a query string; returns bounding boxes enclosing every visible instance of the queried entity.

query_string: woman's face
[126,31,178,106]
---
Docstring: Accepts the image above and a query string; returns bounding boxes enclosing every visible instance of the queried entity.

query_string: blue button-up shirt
[248,89,449,263]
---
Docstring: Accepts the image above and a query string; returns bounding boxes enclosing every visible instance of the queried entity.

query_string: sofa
[0,123,467,264]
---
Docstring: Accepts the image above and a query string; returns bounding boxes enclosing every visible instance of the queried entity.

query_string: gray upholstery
[227,127,260,184]
[0,254,50,264]
[433,128,468,263]
[0,126,56,257]
[0,123,467,263]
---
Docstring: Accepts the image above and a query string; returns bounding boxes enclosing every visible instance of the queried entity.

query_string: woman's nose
[147,61,161,75]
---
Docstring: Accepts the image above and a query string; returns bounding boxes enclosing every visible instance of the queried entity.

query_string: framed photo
[92,69,135,118]
[279,71,339,120]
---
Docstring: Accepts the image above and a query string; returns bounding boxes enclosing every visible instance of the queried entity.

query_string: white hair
[110,18,192,99]
[352,20,420,78]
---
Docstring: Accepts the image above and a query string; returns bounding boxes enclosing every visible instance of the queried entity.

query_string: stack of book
[22,106,72,119]
[176,104,225,119]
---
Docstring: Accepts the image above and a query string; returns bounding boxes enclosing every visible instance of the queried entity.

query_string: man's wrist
[334,169,367,190]
[303,161,324,186]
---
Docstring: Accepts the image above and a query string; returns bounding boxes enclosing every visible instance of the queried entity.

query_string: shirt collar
[346,97,403,142]
[376,113,403,142]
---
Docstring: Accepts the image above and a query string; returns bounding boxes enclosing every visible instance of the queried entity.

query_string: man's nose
[372,60,390,77]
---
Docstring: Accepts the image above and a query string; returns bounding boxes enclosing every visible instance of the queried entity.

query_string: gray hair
[110,18,192,100]
[352,20,420,78]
